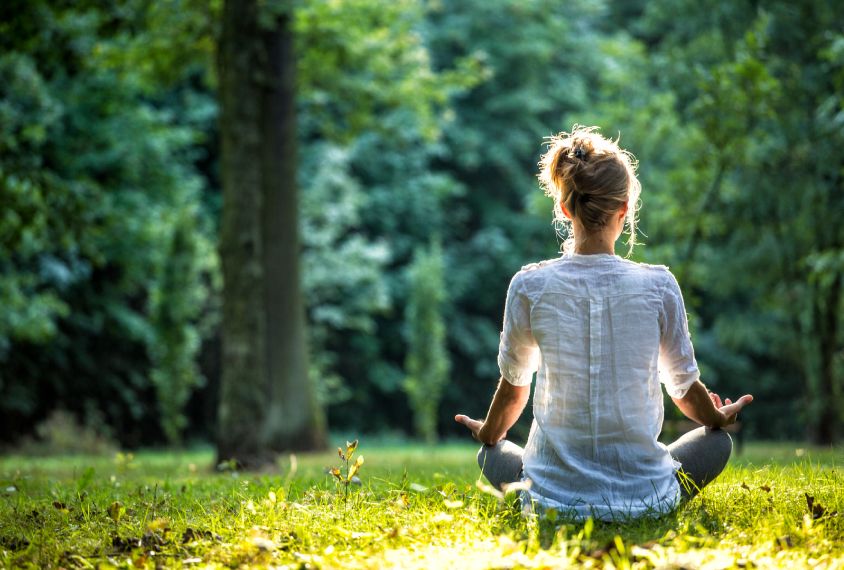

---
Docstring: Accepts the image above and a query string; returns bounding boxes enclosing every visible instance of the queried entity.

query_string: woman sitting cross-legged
[455,126,752,521]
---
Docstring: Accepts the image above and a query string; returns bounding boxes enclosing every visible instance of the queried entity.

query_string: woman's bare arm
[455,378,530,445]
[672,380,753,429]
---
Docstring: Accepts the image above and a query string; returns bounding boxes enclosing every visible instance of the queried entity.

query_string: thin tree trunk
[261,10,326,451]
[814,274,842,445]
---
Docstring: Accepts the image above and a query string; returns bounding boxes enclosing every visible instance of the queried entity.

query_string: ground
[0,440,842,569]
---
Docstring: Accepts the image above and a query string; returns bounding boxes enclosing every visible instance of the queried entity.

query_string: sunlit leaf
[501,479,532,494]
[251,536,276,552]
[473,480,503,501]
[347,439,358,456]
[146,518,169,532]
[338,447,346,461]
[347,455,364,480]
[108,501,122,523]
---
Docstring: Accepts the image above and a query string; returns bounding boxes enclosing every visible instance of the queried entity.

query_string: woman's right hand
[708,392,754,428]
[672,380,753,430]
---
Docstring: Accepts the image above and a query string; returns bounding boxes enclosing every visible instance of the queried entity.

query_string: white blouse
[498,253,699,520]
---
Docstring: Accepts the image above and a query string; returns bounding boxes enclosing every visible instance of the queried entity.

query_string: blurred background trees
[1,0,842,450]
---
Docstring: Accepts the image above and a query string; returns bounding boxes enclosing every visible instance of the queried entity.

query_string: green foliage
[404,238,451,443]
[614,0,844,441]
[3,0,843,446]
[0,0,217,445]
[150,220,213,444]
[1,444,843,568]
[296,0,482,143]
[293,0,478,430]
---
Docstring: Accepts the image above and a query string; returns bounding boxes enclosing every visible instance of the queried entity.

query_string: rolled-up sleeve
[657,272,700,398]
[498,272,540,386]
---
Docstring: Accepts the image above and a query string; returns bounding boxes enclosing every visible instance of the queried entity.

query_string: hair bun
[538,125,642,256]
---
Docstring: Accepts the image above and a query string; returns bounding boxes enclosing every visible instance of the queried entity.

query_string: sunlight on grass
[1,441,842,569]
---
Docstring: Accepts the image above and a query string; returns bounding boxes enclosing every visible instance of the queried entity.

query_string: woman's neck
[572,228,616,255]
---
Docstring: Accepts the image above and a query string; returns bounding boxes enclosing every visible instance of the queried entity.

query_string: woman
[455,126,752,520]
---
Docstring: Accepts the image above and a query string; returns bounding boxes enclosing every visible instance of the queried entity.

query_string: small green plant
[325,439,364,506]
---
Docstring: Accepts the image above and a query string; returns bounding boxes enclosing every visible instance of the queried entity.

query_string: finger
[720,397,752,417]
[731,395,753,411]
[460,417,484,432]
[455,414,474,425]
[712,393,723,408]
[725,398,732,406]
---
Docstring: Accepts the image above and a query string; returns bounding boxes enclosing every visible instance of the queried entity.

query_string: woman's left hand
[455,415,505,444]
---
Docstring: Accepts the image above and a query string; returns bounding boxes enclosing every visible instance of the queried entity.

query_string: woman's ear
[560,202,572,220]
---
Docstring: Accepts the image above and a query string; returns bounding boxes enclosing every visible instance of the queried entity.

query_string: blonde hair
[538,125,642,256]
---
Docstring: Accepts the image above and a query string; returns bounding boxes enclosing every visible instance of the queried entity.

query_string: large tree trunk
[217,0,324,468]
[261,11,326,451]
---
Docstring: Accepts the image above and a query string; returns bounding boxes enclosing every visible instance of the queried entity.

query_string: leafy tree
[403,238,450,443]
[0,0,215,446]
[423,0,609,437]
[293,0,480,432]
[617,0,844,442]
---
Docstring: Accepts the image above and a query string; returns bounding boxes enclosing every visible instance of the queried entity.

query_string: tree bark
[217,0,325,468]
[261,11,326,451]
[813,274,842,445]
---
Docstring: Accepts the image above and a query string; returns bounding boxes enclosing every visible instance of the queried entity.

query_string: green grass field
[1,440,842,569]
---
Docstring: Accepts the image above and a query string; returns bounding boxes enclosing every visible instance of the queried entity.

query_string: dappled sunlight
[2,445,843,568]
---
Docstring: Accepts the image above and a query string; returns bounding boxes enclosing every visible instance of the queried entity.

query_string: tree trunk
[261,11,326,451]
[216,0,325,468]
[813,274,842,445]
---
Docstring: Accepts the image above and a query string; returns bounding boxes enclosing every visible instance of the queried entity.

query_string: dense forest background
[2,0,843,450]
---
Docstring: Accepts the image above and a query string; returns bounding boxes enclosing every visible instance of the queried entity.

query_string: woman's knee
[477,442,501,470]
[706,428,733,473]
[707,427,733,460]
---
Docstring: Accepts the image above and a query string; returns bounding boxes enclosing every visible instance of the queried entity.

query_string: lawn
[0,440,842,569]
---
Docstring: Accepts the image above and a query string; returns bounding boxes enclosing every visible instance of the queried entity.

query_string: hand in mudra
[454,414,505,444]
[709,392,753,428]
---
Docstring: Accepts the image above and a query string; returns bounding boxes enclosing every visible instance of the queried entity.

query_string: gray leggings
[477,426,732,502]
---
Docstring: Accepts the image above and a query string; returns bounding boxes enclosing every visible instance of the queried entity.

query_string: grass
[0,440,842,569]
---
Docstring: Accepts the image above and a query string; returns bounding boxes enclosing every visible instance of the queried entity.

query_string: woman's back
[500,253,698,519]
[457,126,749,522]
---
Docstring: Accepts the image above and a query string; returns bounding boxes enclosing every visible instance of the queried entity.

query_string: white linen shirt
[498,253,699,520]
